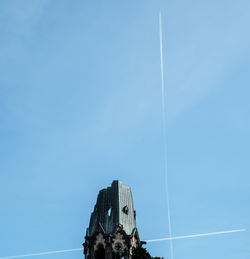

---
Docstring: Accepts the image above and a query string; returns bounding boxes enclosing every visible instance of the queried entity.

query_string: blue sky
[0,0,249,259]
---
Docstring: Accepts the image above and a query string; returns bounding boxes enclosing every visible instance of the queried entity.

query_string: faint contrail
[0,248,82,259]
[0,229,245,259]
[159,11,174,259]
[146,228,246,243]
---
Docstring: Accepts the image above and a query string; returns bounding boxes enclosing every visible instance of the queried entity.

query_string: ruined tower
[83,180,141,259]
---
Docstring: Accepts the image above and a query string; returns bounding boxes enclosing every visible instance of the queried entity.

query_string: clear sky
[0,0,249,259]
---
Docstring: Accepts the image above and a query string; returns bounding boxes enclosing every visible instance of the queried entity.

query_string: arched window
[95,244,105,259]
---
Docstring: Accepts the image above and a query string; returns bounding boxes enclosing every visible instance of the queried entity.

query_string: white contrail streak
[0,248,82,259]
[0,229,245,259]
[146,228,246,243]
[159,11,174,259]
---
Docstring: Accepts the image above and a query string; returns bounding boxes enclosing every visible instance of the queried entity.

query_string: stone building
[83,180,142,259]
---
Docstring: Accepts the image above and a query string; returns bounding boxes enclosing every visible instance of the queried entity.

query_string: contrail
[146,228,246,243]
[159,11,174,259]
[0,248,82,259]
[0,229,245,259]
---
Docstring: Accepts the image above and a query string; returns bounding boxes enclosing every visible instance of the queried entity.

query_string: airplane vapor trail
[0,248,82,259]
[0,229,245,259]
[145,229,246,243]
[159,11,174,259]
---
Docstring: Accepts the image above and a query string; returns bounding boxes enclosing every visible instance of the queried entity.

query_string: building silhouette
[83,180,141,259]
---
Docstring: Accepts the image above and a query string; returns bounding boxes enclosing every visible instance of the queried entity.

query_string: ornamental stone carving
[94,233,106,251]
[112,233,127,253]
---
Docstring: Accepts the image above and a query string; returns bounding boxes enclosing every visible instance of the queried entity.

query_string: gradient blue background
[0,0,249,258]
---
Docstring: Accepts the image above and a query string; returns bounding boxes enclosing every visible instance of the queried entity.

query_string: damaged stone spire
[83,180,141,259]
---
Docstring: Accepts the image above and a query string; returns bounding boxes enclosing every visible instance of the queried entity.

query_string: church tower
[83,180,141,259]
